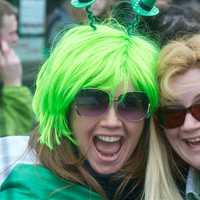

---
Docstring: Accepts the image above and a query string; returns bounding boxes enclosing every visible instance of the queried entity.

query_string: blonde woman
[146,34,200,200]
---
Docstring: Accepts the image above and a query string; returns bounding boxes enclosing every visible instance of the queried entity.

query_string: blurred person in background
[112,0,200,46]
[0,0,34,136]
[0,0,18,46]
[47,0,87,49]
[172,0,200,15]
[141,3,200,46]
[91,0,118,19]
[47,0,119,50]
[156,0,172,8]
[134,2,200,46]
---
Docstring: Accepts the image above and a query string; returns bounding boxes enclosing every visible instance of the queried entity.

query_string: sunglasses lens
[157,107,186,129]
[191,104,200,121]
[75,90,149,121]
[118,92,149,121]
[75,89,109,116]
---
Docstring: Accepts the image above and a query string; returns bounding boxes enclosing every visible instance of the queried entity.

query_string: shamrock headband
[71,0,159,32]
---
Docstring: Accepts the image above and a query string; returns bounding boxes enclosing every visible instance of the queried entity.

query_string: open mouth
[93,135,124,161]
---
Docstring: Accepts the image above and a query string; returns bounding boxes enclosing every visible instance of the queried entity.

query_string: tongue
[95,138,121,155]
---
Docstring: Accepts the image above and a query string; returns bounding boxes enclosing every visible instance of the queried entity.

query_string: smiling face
[70,83,145,174]
[164,68,200,170]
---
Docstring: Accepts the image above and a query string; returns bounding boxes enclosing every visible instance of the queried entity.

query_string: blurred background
[6,0,58,92]
[6,0,200,93]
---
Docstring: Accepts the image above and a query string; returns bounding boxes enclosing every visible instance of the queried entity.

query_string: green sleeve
[0,164,104,200]
[0,86,34,136]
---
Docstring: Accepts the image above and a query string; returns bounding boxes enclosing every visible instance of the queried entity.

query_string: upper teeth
[96,136,121,143]
[187,137,200,143]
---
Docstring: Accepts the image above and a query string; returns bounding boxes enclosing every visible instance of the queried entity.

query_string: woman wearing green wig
[0,0,160,200]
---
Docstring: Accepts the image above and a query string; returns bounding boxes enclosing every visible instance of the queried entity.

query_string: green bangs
[33,24,160,149]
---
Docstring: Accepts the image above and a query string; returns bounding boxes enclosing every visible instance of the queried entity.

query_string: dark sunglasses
[74,89,150,122]
[156,104,200,129]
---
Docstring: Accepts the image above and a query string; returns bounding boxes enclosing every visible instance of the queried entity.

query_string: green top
[0,163,104,200]
[0,86,34,136]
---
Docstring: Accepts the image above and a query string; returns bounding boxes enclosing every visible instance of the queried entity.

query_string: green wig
[33,24,160,149]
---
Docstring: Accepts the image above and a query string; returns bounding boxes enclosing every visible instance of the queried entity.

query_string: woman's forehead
[166,68,200,106]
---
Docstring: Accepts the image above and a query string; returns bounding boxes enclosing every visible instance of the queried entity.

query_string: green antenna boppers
[71,0,96,30]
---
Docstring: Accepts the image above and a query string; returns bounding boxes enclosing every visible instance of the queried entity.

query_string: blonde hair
[145,34,200,200]
[158,34,200,104]
[145,119,184,200]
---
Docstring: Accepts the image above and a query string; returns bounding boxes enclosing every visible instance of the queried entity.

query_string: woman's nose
[181,112,200,132]
[98,105,123,128]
